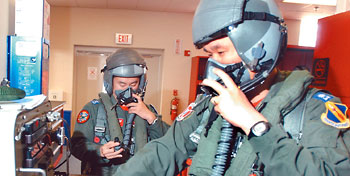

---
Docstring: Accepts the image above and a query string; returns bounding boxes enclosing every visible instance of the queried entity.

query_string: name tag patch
[91,99,99,105]
[118,118,124,127]
[313,92,334,102]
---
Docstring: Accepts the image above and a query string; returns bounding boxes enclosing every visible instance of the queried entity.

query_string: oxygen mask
[201,58,250,95]
[115,87,138,111]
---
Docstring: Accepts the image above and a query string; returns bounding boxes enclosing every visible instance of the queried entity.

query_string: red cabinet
[313,11,350,107]
[277,45,314,71]
[188,56,208,104]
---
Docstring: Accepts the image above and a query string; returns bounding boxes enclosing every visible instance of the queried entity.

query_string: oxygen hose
[209,62,247,176]
[199,86,237,176]
[114,113,136,156]
[122,113,136,150]
[211,119,236,176]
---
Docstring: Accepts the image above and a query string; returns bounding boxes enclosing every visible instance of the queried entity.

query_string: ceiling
[46,0,336,20]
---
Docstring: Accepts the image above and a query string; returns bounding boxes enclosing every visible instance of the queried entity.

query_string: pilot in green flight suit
[115,0,350,175]
[71,48,169,176]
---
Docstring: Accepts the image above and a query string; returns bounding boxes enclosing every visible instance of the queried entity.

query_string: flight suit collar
[259,70,313,124]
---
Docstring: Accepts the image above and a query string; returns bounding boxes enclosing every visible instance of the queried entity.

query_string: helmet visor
[110,64,146,77]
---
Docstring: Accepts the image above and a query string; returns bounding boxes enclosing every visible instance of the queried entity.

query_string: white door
[72,46,163,131]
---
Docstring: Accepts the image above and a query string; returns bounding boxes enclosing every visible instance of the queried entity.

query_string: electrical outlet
[49,90,63,101]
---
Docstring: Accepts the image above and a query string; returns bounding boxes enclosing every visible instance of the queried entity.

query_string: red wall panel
[314,11,350,107]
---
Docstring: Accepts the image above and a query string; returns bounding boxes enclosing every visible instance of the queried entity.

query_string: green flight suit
[71,93,169,176]
[115,70,350,176]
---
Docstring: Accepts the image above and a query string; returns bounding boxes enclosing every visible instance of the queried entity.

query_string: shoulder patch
[176,102,196,121]
[77,110,90,124]
[91,99,99,105]
[313,92,334,102]
[321,101,349,129]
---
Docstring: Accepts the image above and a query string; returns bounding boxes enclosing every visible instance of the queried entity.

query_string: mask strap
[235,66,246,84]
[224,62,243,73]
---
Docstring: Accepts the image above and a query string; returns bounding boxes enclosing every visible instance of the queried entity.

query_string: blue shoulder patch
[91,99,99,105]
[312,91,334,102]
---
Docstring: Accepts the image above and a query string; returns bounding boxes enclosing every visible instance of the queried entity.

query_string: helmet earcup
[103,69,113,95]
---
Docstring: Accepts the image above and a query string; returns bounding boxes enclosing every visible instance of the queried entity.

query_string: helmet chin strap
[223,62,245,85]
[138,80,147,100]
[240,58,274,93]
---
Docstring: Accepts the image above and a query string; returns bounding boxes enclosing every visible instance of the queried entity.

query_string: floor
[55,146,81,175]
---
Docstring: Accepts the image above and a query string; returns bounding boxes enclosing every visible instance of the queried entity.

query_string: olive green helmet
[101,48,147,96]
[193,0,287,93]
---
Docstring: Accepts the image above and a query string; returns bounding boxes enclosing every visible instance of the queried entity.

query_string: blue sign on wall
[7,36,49,96]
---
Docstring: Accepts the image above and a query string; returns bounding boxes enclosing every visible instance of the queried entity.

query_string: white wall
[285,19,301,46]
[0,0,15,80]
[50,7,206,123]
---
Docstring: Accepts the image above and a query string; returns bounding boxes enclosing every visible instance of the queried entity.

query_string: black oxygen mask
[115,87,138,106]
[112,87,138,111]
[201,58,250,95]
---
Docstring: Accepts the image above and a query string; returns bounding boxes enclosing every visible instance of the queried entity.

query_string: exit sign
[115,33,133,45]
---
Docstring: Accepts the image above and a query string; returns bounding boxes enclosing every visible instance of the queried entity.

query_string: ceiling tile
[137,0,170,12]
[166,0,199,13]
[282,0,336,6]
[107,0,138,9]
[76,0,108,8]
[279,2,335,19]
[47,0,78,7]
[46,0,337,20]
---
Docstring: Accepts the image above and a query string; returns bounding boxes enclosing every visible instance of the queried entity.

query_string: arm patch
[77,110,90,124]
[313,92,349,129]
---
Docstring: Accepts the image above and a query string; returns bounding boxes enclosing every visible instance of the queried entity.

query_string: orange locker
[313,11,350,107]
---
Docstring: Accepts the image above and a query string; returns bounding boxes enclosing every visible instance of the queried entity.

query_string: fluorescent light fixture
[283,0,336,6]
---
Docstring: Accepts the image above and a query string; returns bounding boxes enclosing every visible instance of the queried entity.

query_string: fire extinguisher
[170,89,179,121]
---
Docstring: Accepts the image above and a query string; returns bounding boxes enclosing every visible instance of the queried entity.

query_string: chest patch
[321,101,349,129]
[77,110,90,124]
[176,102,196,121]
